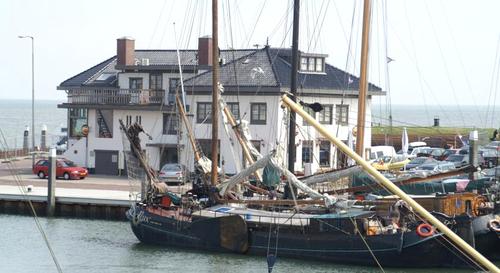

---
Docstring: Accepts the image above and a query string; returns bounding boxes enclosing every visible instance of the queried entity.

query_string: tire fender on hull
[191,215,249,254]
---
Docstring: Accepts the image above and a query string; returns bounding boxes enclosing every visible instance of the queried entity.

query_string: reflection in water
[0,215,492,273]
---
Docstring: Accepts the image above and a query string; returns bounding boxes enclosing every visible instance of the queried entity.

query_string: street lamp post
[18,35,35,167]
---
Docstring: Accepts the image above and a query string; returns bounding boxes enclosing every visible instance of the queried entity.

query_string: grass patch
[372,126,495,137]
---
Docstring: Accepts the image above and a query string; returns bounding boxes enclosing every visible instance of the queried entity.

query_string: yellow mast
[281,94,499,273]
[355,0,372,157]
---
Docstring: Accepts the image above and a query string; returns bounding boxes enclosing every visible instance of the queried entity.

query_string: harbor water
[0,214,495,273]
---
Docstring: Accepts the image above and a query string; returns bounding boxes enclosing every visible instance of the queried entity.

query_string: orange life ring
[416,223,434,237]
[488,219,500,232]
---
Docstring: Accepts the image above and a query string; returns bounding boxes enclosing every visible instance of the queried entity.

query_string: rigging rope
[0,129,63,273]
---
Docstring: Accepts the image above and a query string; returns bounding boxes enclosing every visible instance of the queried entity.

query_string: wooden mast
[355,0,371,157]
[222,106,263,181]
[281,94,500,273]
[176,94,202,162]
[211,0,219,186]
[287,0,300,173]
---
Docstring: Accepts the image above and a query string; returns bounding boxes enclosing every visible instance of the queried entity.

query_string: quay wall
[0,196,129,221]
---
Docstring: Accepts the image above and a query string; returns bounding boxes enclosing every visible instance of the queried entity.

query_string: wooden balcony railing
[67,89,166,105]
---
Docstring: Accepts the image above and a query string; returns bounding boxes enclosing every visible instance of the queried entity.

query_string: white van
[368,146,397,161]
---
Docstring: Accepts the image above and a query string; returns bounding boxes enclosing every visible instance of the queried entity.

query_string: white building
[57,37,384,175]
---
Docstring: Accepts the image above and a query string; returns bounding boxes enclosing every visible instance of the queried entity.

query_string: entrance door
[95,150,119,175]
[160,147,178,169]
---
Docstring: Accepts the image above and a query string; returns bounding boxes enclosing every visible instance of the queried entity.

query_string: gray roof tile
[58,47,383,94]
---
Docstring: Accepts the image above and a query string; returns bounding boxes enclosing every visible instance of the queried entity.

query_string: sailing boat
[121,0,500,271]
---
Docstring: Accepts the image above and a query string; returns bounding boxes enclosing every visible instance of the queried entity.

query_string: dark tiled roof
[58,47,383,95]
[58,49,256,89]
[59,56,118,88]
[183,49,279,87]
[184,47,383,93]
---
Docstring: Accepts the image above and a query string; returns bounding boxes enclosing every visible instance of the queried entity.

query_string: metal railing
[67,89,165,105]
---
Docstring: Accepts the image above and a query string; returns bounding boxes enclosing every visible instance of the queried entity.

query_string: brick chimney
[116,37,135,66]
[198,36,213,66]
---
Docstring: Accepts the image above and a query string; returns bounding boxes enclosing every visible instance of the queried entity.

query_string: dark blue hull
[127,206,476,268]
[472,214,500,260]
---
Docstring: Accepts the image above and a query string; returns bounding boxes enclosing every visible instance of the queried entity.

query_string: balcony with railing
[66,89,168,106]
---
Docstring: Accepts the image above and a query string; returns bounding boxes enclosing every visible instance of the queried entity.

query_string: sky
[1,0,500,109]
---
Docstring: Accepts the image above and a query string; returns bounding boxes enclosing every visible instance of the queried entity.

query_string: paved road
[0,158,190,194]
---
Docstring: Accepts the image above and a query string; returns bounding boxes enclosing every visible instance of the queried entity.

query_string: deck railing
[67,89,165,105]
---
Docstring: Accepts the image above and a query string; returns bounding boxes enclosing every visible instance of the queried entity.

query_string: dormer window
[300,56,325,73]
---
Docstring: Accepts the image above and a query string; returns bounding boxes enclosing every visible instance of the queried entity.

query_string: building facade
[57,36,384,175]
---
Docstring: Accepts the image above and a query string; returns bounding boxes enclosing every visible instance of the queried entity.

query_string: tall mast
[355,0,371,157]
[287,0,300,173]
[211,0,219,186]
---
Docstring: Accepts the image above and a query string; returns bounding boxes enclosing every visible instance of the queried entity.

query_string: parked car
[159,163,189,185]
[480,149,499,168]
[415,162,456,172]
[407,146,431,159]
[445,154,486,168]
[442,149,460,160]
[445,154,468,168]
[481,166,500,179]
[428,148,449,160]
[369,146,397,161]
[33,159,88,180]
[403,157,438,170]
[484,140,500,151]
[415,147,434,157]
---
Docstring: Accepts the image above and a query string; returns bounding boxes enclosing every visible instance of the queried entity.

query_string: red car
[33,159,88,180]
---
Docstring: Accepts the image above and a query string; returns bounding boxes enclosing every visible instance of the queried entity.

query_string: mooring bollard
[41,124,47,151]
[469,130,478,181]
[47,147,56,217]
[23,126,29,155]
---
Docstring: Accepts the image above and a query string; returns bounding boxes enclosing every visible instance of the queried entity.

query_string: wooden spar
[176,94,201,162]
[355,0,371,157]
[330,165,476,195]
[281,95,500,273]
[221,105,263,182]
[226,199,324,206]
[211,0,219,186]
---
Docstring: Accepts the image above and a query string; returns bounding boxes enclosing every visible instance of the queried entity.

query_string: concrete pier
[0,185,131,220]
[0,158,191,221]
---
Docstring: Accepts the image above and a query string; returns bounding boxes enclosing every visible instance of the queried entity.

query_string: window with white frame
[299,57,325,73]
[197,102,212,123]
[227,102,240,120]
[129,78,143,89]
[336,104,349,125]
[319,105,333,124]
[302,140,313,164]
[149,74,162,90]
[319,141,331,166]
[250,103,266,124]
[163,113,178,135]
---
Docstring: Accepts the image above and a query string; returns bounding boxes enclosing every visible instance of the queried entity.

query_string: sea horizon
[0,99,498,150]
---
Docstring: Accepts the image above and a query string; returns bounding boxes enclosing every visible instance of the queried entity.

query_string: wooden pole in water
[211,0,219,186]
[47,147,56,217]
[355,0,372,157]
[281,94,499,273]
